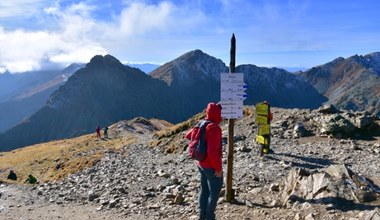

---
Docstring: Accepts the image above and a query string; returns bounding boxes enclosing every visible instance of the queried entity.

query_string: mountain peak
[188,49,204,55]
[331,57,345,64]
[184,49,206,57]
[150,49,227,86]
[88,54,123,69]
[173,49,214,64]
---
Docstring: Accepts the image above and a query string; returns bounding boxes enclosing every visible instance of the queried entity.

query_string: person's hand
[215,170,223,178]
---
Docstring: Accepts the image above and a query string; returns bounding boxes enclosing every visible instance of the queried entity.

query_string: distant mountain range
[282,67,308,73]
[299,52,380,115]
[0,50,379,151]
[0,64,83,133]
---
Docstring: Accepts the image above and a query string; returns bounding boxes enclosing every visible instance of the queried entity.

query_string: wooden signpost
[221,34,247,202]
[225,34,236,202]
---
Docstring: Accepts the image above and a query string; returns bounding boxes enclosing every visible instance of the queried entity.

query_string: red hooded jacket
[186,103,222,173]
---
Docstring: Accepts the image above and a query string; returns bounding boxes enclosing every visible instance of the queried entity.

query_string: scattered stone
[173,193,184,205]
[355,114,374,128]
[109,199,118,208]
[88,191,99,202]
[304,213,315,220]
[294,213,301,220]
[157,170,170,178]
[293,123,308,138]
[269,184,280,192]
[358,208,380,220]
[317,104,339,114]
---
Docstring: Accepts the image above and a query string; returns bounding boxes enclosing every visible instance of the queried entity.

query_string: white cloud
[0,28,58,72]
[0,1,209,73]
[0,2,108,73]
[1,0,380,73]
[100,1,204,40]
[0,0,47,18]
[118,2,173,35]
[0,66,6,73]
[0,0,242,73]
[49,44,107,63]
[75,1,207,63]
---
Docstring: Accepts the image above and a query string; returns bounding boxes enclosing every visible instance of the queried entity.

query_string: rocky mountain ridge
[0,51,325,151]
[300,53,380,116]
[150,49,325,122]
[236,65,325,108]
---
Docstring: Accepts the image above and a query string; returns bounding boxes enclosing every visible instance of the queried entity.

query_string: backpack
[188,120,212,161]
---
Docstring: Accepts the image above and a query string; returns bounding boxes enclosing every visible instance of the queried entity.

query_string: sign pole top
[230,34,236,74]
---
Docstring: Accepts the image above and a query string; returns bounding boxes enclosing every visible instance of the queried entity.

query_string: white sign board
[220,73,246,119]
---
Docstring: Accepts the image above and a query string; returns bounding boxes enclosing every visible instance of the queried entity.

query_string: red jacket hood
[205,102,222,124]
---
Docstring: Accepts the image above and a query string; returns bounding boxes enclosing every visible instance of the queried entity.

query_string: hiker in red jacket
[186,102,223,220]
[96,125,101,138]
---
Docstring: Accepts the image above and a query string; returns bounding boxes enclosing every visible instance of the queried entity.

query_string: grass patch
[0,131,137,184]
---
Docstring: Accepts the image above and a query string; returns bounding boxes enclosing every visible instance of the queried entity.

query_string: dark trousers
[198,167,223,220]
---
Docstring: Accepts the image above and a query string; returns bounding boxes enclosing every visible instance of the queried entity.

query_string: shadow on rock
[267,153,333,170]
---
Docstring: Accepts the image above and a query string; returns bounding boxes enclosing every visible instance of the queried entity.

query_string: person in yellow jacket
[256,101,273,156]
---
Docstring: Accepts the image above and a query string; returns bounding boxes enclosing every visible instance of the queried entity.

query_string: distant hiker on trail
[7,170,17,180]
[255,100,273,156]
[185,102,223,220]
[103,125,108,138]
[96,125,101,138]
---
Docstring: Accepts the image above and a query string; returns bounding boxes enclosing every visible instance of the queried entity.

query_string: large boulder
[315,110,378,139]
[282,165,380,209]
[354,112,375,129]
[293,123,309,138]
[317,104,340,114]
[319,114,356,138]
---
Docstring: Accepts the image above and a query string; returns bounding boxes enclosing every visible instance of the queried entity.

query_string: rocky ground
[1,105,380,220]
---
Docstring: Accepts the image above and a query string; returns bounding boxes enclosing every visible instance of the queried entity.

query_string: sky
[1,0,380,73]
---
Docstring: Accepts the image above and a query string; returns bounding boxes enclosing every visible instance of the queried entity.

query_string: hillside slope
[0,64,83,133]
[300,52,380,115]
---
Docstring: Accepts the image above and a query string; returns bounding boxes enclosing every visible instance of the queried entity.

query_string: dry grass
[154,112,205,140]
[149,112,205,154]
[0,130,136,184]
